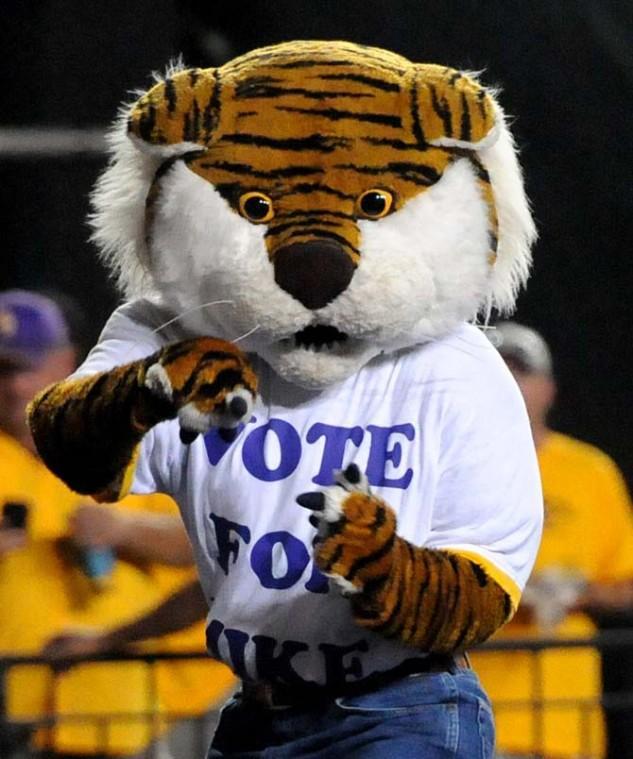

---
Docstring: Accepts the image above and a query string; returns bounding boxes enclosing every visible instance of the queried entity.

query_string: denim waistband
[241,652,470,709]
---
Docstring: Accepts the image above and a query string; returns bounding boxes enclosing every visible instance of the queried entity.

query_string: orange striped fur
[129,41,498,272]
[315,490,511,653]
[28,337,257,500]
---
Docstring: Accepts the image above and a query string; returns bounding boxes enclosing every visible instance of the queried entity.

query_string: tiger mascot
[29,41,542,757]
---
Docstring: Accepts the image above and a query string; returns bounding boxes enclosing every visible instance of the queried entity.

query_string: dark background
[2,0,632,482]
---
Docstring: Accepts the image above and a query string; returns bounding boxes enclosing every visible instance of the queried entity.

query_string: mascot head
[92,40,535,388]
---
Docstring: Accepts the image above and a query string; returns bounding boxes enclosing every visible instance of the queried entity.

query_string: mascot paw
[144,337,258,444]
[297,464,397,596]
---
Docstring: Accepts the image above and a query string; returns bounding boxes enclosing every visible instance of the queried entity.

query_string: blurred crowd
[2,288,633,759]
[0,290,234,759]
[472,323,633,759]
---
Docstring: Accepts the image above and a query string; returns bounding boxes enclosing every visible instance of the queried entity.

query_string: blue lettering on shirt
[206,419,416,592]
[204,419,416,490]
[307,423,364,485]
[210,513,330,595]
[209,513,251,575]
[207,616,374,687]
[250,531,311,590]
[366,423,415,489]
[204,418,418,683]
[242,419,302,481]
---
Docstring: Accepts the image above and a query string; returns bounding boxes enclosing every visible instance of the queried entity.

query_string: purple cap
[0,290,71,369]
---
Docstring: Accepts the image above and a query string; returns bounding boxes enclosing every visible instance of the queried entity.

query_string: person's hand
[522,567,587,632]
[69,503,128,549]
[0,528,27,556]
[42,628,110,671]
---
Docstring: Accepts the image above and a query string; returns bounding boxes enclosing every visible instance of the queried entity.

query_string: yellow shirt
[0,431,233,755]
[471,432,633,759]
[111,494,237,719]
[149,564,236,717]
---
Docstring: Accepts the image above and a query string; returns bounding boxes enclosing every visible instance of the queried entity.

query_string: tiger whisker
[150,300,236,334]
[119,300,258,365]
[231,323,261,344]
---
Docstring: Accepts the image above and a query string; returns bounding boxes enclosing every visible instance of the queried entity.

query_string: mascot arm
[298,465,513,653]
[28,337,257,501]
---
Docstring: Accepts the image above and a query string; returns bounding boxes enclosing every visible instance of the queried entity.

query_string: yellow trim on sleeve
[443,548,523,614]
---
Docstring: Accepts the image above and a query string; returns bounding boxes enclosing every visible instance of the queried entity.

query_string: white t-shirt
[77,300,543,687]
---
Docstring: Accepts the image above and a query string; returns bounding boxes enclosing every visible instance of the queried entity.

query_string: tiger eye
[239,191,274,223]
[357,189,394,219]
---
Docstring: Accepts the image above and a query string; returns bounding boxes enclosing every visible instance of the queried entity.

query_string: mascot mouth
[293,324,349,352]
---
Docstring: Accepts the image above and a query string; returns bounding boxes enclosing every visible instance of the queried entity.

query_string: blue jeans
[207,667,494,758]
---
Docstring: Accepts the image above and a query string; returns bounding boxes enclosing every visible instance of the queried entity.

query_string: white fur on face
[91,96,534,378]
[322,159,491,347]
[144,158,492,388]
[147,162,309,342]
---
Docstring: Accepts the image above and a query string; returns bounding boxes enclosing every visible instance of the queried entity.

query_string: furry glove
[28,337,257,500]
[298,464,512,653]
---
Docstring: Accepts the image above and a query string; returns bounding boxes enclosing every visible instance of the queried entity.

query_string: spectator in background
[43,579,217,759]
[0,290,234,759]
[471,322,633,759]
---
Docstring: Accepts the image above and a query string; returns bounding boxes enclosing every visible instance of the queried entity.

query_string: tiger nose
[273,240,355,310]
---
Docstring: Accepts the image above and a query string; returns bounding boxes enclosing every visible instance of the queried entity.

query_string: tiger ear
[412,64,498,150]
[127,68,219,148]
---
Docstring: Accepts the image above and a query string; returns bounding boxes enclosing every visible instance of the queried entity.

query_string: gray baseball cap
[488,322,553,375]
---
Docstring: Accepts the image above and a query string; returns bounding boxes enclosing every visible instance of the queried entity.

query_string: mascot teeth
[294,325,349,351]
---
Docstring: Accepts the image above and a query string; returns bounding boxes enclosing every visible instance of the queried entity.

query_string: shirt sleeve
[590,454,633,583]
[73,300,165,378]
[424,346,544,610]
[72,300,177,497]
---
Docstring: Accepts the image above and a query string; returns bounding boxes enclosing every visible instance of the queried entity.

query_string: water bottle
[81,547,115,589]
